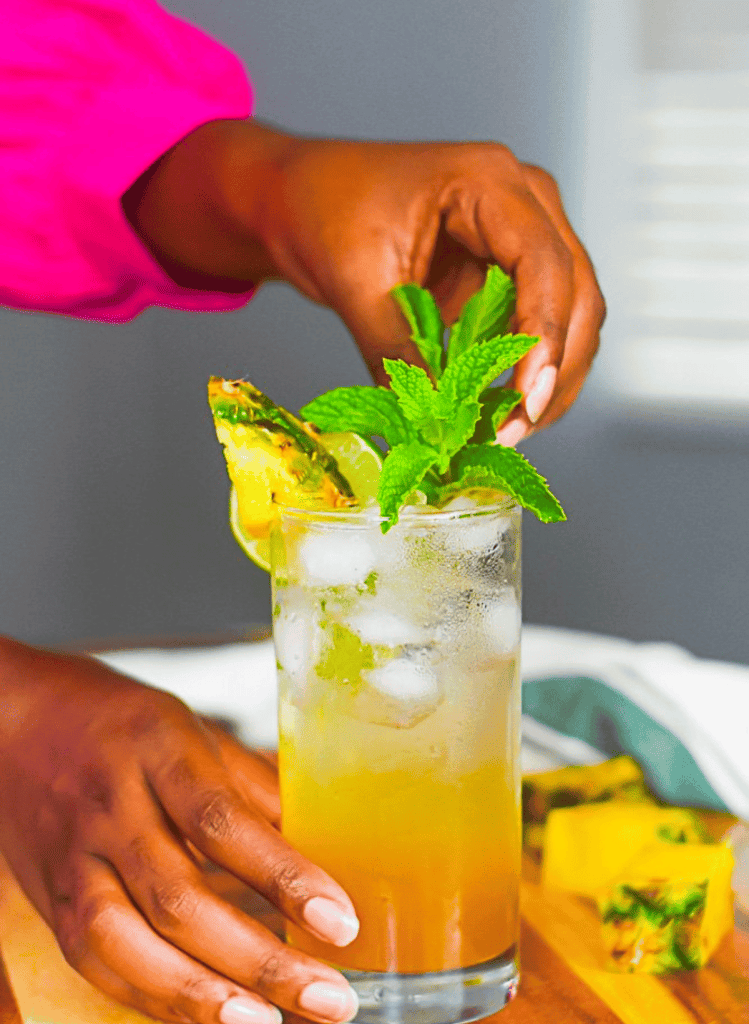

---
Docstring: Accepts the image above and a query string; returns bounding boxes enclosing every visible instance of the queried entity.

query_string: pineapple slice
[208,377,357,545]
[598,842,734,973]
[542,803,710,897]
[522,755,652,861]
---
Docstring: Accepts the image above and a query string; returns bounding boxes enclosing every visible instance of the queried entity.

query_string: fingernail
[525,365,558,424]
[494,417,527,448]
[298,982,359,1022]
[303,896,360,947]
[220,997,283,1024]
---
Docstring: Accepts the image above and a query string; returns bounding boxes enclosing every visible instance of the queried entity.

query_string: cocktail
[273,500,522,1022]
[208,265,565,1024]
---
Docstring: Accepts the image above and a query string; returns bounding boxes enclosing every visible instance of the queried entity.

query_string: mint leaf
[438,333,538,413]
[300,386,412,447]
[449,444,566,523]
[446,264,516,362]
[392,284,445,379]
[436,399,481,473]
[471,386,523,444]
[377,440,438,529]
[383,359,441,443]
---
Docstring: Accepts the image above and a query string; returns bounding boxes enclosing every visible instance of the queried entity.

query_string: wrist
[122,118,297,292]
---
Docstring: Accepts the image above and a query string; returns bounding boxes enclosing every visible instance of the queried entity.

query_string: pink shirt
[1,0,254,321]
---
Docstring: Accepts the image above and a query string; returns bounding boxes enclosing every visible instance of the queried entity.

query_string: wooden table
[1,811,747,1024]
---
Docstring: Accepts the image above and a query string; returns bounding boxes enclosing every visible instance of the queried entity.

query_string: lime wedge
[320,432,382,505]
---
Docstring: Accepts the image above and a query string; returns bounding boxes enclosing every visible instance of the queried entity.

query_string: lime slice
[320,432,382,505]
[228,431,382,572]
[229,485,272,571]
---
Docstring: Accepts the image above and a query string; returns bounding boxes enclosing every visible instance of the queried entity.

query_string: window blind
[607,0,749,412]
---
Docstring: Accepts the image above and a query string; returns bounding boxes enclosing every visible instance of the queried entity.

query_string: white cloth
[97,624,749,813]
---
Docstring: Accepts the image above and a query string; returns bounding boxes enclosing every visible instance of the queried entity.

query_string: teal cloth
[522,675,727,812]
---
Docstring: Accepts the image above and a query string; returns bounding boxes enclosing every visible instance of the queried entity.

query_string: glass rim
[277,496,519,528]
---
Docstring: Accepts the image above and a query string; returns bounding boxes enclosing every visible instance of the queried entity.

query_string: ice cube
[297,530,377,586]
[444,514,509,556]
[365,658,439,701]
[481,590,521,653]
[351,656,442,729]
[345,606,429,646]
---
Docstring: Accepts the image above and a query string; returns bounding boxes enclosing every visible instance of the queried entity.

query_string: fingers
[146,748,359,949]
[508,164,606,434]
[54,855,358,1024]
[442,149,574,412]
[202,723,281,827]
[54,858,282,1024]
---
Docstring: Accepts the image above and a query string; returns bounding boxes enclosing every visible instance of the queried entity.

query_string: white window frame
[577,0,749,419]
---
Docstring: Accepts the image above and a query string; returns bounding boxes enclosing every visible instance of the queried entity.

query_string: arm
[123,118,605,440]
[0,0,254,321]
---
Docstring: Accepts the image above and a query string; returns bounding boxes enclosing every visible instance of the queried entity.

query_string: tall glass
[272,500,521,1024]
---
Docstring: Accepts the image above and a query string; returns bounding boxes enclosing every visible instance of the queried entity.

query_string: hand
[124,119,605,442]
[0,637,359,1024]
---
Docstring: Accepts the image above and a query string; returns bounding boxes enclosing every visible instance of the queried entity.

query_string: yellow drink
[273,501,522,1019]
[280,660,520,972]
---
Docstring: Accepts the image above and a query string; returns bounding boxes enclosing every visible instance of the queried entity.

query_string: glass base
[343,948,519,1024]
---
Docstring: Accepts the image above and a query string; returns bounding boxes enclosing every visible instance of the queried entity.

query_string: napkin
[97,625,749,820]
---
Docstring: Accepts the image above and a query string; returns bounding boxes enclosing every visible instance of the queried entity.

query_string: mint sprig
[446,264,516,361]
[391,284,444,378]
[301,265,566,530]
[446,445,565,523]
[301,385,413,448]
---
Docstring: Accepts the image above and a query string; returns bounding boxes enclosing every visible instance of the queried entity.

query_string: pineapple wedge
[542,803,710,897]
[523,755,652,862]
[598,842,734,973]
[208,377,356,542]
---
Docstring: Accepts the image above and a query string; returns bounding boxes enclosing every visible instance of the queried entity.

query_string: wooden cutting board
[0,813,747,1024]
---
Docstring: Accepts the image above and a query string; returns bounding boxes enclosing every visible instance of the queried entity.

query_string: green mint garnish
[472,386,524,445]
[446,264,516,361]
[300,265,566,530]
[391,283,445,378]
[301,385,412,448]
[445,445,565,524]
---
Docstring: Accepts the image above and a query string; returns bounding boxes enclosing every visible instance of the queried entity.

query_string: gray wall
[1,1,747,663]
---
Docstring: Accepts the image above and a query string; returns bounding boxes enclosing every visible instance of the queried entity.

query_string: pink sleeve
[1,0,254,322]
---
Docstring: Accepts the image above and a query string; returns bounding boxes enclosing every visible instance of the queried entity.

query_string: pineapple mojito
[273,499,522,1013]
[209,266,566,1023]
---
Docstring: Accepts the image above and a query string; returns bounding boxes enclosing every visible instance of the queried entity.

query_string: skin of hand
[0,636,360,1024]
[124,118,605,442]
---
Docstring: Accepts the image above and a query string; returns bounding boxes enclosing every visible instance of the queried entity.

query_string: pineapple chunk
[522,756,652,861]
[208,378,356,540]
[542,803,710,897]
[597,842,734,973]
